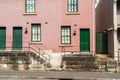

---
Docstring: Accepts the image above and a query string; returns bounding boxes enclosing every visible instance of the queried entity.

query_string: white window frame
[61,26,71,44]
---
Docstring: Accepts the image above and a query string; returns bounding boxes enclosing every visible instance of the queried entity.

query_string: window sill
[66,12,80,15]
[29,42,43,45]
[23,13,37,15]
[59,44,73,47]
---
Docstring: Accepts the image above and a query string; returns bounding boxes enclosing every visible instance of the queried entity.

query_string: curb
[0,76,120,80]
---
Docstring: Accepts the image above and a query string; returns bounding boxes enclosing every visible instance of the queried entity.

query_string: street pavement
[0,70,120,80]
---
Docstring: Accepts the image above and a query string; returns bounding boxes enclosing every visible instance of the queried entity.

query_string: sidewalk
[0,70,120,80]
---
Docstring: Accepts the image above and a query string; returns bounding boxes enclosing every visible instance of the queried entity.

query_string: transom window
[25,0,35,13]
[68,0,78,12]
[31,24,41,42]
[61,26,71,44]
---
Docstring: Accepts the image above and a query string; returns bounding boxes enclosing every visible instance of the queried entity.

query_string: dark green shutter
[102,33,108,53]
[80,29,90,52]
[96,33,101,53]
[13,27,22,50]
[0,28,6,50]
[96,32,108,53]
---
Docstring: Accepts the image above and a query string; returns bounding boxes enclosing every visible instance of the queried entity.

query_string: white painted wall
[50,53,62,70]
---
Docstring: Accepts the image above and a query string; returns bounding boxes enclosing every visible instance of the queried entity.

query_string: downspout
[113,0,118,60]
[92,0,95,55]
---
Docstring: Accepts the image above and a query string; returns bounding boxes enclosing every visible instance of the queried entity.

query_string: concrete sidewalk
[0,70,120,80]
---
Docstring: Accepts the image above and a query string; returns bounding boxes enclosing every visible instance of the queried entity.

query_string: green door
[13,27,22,50]
[0,27,6,50]
[80,29,90,52]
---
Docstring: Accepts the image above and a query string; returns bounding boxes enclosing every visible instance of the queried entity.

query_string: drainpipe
[92,0,95,56]
[113,0,118,60]
[114,0,119,73]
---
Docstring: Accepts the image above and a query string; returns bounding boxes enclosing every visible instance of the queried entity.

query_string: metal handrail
[0,41,51,63]
[28,43,51,63]
[59,45,96,57]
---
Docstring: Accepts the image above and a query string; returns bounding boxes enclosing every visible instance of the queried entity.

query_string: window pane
[37,26,40,41]
[68,0,78,12]
[26,0,35,13]
[68,0,71,12]
[32,26,37,41]
[32,24,41,42]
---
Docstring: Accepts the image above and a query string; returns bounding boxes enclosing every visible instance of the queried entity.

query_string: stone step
[62,54,97,70]
[63,55,96,62]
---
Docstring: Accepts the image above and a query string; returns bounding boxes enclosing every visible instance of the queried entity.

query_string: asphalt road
[0,70,120,80]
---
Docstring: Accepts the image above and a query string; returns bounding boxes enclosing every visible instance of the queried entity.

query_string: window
[61,26,71,44]
[25,0,35,13]
[68,0,78,12]
[31,24,41,42]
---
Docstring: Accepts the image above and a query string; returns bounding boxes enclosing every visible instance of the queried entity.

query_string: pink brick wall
[0,0,95,53]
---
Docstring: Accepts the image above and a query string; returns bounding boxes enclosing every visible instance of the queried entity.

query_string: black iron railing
[0,42,51,63]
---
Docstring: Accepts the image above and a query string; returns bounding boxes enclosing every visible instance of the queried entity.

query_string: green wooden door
[13,27,22,50]
[0,28,6,50]
[80,29,90,52]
